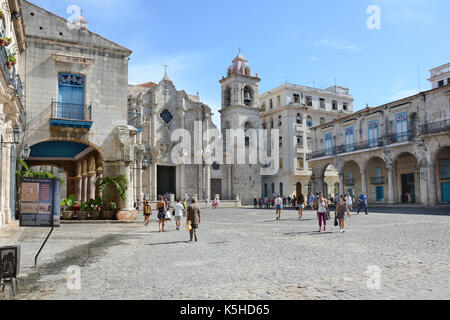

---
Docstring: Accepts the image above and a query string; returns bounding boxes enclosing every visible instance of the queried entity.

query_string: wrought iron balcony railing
[420,119,450,136]
[0,45,23,103]
[50,101,92,121]
[344,178,355,186]
[310,131,414,159]
[370,176,386,185]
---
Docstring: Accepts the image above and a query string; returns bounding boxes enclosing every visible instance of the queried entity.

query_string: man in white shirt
[275,194,283,221]
[174,199,185,231]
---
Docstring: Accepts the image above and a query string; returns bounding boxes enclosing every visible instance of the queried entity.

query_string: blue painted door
[442,183,450,203]
[376,186,384,201]
[58,74,85,120]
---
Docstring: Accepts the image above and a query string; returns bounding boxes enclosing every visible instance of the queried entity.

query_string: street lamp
[142,157,149,171]
[22,144,31,159]
[0,125,20,146]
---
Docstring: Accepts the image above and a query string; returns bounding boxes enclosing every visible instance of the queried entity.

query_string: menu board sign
[20,178,61,228]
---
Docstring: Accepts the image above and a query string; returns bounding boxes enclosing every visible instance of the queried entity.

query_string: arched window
[271,183,275,196]
[278,115,282,127]
[296,113,302,125]
[224,87,231,107]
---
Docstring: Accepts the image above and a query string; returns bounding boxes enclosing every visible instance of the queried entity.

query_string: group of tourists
[265,190,369,233]
[137,196,201,242]
[254,195,298,209]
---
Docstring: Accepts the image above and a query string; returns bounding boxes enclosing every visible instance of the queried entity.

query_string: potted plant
[88,198,102,220]
[60,194,77,220]
[0,37,6,47]
[4,37,12,46]
[0,10,4,20]
[76,202,88,220]
[96,176,128,220]
[8,54,16,66]
[101,201,116,220]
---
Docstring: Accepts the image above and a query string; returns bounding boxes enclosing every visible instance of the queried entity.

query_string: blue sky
[37,0,449,126]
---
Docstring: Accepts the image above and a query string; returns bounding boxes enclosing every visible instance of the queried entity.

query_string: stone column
[419,164,429,206]
[361,170,367,194]
[339,171,345,196]
[119,163,134,209]
[87,171,96,201]
[428,163,437,205]
[387,168,395,204]
[150,163,157,201]
[95,167,103,199]
[198,164,203,200]
[75,176,82,200]
[205,165,211,201]
[136,160,143,201]
[81,173,88,203]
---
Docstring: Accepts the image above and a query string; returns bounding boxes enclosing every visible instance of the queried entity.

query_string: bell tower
[219,52,262,205]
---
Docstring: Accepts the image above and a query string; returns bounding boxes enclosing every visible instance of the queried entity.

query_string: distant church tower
[219,52,262,205]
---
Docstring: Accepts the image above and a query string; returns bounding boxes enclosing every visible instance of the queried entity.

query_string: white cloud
[314,39,364,52]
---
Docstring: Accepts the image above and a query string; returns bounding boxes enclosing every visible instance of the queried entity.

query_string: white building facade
[259,84,354,199]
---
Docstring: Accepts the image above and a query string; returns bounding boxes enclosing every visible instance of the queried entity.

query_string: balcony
[0,45,23,103]
[50,101,93,129]
[344,178,355,186]
[370,176,386,185]
[420,119,450,136]
[310,131,413,160]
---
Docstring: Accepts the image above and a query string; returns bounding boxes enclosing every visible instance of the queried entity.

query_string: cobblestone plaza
[2,207,449,300]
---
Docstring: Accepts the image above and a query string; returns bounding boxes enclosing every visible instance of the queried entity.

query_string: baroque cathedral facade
[128,53,262,205]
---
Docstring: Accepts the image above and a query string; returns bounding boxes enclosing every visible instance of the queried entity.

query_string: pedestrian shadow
[262,218,314,223]
[145,241,190,246]
[148,230,178,234]
[283,231,334,236]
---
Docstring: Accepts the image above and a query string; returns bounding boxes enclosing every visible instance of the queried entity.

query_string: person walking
[297,193,305,220]
[173,199,184,231]
[275,194,283,221]
[143,199,152,227]
[254,196,258,209]
[316,193,328,232]
[357,192,368,215]
[308,193,315,209]
[345,192,353,212]
[156,196,167,232]
[186,199,201,242]
[335,195,351,232]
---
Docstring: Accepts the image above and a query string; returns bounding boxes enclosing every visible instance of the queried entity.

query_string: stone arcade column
[81,173,88,203]
[428,163,437,205]
[87,171,96,201]
[95,167,103,199]
[419,164,429,206]
[339,172,345,196]
[75,176,82,200]
[387,168,395,204]
[361,170,367,194]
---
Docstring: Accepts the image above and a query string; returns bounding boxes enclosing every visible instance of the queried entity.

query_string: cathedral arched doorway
[296,182,302,200]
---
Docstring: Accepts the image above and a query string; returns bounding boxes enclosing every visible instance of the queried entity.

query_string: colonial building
[20,1,136,210]
[259,84,354,199]
[128,53,262,205]
[308,65,450,205]
[0,0,25,228]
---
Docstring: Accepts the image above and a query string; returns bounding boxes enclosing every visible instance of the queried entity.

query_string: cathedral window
[306,96,312,107]
[160,109,173,124]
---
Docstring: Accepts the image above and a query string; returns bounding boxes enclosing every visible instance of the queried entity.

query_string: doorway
[211,179,222,200]
[401,173,415,203]
[296,182,302,200]
[157,166,176,199]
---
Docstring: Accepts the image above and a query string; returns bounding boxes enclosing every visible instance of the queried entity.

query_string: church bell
[244,91,252,104]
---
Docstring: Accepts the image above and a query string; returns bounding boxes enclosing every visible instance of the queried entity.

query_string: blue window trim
[324,132,333,156]
[375,167,383,177]
[345,126,355,152]
[368,119,379,147]
[395,111,409,142]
